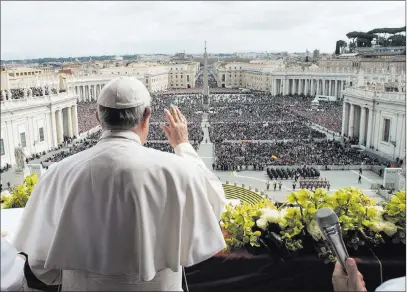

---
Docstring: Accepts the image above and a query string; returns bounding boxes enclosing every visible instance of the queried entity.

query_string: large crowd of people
[209,122,325,142]
[208,93,343,134]
[77,101,99,134]
[213,140,383,170]
[285,96,343,133]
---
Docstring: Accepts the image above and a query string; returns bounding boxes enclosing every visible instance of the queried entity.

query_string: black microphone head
[316,207,339,228]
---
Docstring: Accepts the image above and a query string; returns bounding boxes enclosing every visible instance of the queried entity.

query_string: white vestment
[1,238,25,291]
[12,130,227,291]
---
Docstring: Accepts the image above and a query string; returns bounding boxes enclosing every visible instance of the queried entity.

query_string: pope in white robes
[1,235,26,291]
[12,77,227,291]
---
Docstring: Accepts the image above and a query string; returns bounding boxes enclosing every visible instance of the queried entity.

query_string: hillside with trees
[334,26,406,54]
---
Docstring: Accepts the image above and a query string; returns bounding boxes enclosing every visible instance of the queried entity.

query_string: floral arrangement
[220,188,406,263]
[383,190,406,244]
[1,174,38,209]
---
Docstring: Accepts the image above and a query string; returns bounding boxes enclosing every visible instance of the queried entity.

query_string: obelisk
[203,41,209,110]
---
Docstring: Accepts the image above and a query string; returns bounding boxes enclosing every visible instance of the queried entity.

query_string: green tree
[335,40,347,55]
[388,34,406,46]
[367,27,406,46]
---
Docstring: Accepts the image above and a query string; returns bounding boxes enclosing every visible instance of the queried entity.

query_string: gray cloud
[1,1,405,60]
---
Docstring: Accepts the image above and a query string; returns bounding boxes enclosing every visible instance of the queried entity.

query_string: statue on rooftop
[14,144,26,172]
[357,70,365,87]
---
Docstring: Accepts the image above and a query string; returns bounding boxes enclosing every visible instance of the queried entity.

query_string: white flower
[256,218,268,230]
[261,208,280,223]
[367,206,384,219]
[307,220,324,241]
[371,206,384,212]
[371,221,386,232]
[1,190,11,197]
[383,222,398,237]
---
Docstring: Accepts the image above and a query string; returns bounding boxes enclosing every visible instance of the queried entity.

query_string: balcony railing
[344,87,406,102]
[1,90,77,109]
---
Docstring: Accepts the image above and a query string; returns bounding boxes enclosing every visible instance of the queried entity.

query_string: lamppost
[33,140,37,155]
[390,137,397,160]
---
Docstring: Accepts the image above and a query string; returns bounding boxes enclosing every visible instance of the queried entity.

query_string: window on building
[0,139,4,156]
[20,133,26,147]
[39,127,44,142]
[382,119,391,142]
[187,75,190,82]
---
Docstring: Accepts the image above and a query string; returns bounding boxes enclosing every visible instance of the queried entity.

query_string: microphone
[316,207,349,269]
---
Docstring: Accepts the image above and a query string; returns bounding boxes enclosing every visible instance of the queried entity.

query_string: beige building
[5,67,54,78]
[342,71,406,161]
[167,62,199,89]
[63,61,199,101]
[318,46,406,74]
[214,62,356,99]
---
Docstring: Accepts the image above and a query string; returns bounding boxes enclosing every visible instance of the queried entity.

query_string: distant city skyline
[1,1,405,60]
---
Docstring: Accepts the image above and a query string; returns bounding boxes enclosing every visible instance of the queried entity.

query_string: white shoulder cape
[12,136,226,281]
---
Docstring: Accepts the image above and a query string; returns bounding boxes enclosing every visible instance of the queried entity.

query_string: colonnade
[51,104,79,146]
[272,78,346,99]
[341,102,371,147]
[74,83,105,102]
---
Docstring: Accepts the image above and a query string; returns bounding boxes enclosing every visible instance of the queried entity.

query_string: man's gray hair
[97,104,148,130]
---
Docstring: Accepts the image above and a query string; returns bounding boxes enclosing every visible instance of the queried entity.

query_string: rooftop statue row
[0,84,70,102]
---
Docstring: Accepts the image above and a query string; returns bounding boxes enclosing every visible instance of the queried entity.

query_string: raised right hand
[160,105,189,149]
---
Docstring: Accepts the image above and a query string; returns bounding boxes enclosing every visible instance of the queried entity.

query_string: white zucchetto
[97,77,151,109]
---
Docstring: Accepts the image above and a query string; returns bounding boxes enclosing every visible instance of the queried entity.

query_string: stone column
[334,80,337,98]
[322,80,326,95]
[328,80,331,96]
[299,79,303,94]
[273,79,277,95]
[67,106,73,137]
[56,109,63,144]
[316,79,320,95]
[366,109,373,148]
[310,79,314,96]
[341,102,347,136]
[304,79,308,95]
[291,79,295,94]
[348,104,355,138]
[50,111,58,147]
[72,104,79,137]
[359,107,367,145]
[88,85,91,101]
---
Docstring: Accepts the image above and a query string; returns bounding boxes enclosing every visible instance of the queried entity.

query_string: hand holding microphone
[316,207,366,292]
[316,207,349,269]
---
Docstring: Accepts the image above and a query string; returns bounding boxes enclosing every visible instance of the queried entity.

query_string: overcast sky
[1,1,405,60]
